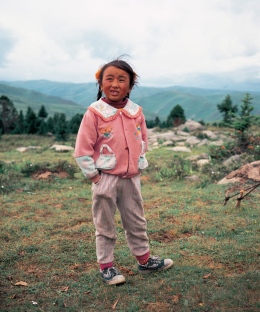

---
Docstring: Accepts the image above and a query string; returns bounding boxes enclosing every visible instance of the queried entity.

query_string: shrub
[20,161,77,178]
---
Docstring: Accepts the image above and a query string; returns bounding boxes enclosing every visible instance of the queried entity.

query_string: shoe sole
[139,260,173,274]
[103,275,126,285]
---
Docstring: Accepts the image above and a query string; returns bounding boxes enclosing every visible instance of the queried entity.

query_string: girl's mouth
[110,90,119,95]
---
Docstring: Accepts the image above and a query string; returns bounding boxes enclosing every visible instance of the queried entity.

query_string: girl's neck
[102,97,128,109]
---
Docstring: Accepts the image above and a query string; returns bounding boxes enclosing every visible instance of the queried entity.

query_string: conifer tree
[25,107,39,134]
[217,94,238,123]
[12,110,25,134]
[55,113,69,141]
[69,113,83,134]
[167,104,186,127]
[0,95,18,134]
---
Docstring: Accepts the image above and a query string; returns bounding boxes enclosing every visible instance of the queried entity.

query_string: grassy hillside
[1,134,259,311]
[0,83,86,119]
[1,80,260,122]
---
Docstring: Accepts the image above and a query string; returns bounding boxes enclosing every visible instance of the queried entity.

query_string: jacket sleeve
[140,112,148,153]
[74,109,99,178]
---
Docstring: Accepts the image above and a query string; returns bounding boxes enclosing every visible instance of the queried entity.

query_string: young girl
[74,57,173,285]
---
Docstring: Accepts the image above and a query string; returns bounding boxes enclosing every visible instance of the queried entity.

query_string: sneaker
[138,255,173,274]
[100,267,126,285]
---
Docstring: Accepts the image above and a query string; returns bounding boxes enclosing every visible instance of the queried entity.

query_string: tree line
[0,95,187,139]
[0,95,83,140]
[1,92,258,144]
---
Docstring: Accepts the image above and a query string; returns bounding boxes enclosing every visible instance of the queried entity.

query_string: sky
[0,0,260,89]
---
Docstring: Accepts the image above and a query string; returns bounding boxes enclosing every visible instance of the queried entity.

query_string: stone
[178,120,205,132]
[186,136,201,145]
[197,159,210,166]
[167,146,192,153]
[16,146,41,152]
[50,145,74,152]
[223,155,241,167]
[202,130,218,140]
[162,140,174,146]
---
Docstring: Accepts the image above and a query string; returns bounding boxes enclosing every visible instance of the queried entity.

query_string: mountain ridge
[1,80,259,122]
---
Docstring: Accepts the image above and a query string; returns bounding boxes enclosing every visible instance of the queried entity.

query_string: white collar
[89,99,141,120]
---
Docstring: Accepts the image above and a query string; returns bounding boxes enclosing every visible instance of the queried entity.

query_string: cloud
[0,27,16,67]
[0,0,259,89]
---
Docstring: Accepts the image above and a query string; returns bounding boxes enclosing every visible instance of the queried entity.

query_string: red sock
[100,262,113,271]
[136,251,150,265]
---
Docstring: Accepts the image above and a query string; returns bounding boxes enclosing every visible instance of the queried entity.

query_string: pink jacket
[74,99,148,179]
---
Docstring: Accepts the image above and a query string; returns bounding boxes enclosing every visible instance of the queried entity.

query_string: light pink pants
[91,173,149,264]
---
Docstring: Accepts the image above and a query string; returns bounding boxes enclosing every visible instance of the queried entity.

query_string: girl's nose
[111,78,119,87]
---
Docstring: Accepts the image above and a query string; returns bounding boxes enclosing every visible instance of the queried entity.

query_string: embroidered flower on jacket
[100,126,113,138]
[134,124,142,140]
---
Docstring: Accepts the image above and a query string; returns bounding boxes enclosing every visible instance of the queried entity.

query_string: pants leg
[91,173,150,264]
[91,173,118,264]
[117,175,150,257]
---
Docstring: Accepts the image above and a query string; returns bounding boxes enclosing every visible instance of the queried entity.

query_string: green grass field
[0,135,259,311]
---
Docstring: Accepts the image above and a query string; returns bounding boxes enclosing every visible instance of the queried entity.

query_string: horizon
[1,0,260,91]
[1,77,259,94]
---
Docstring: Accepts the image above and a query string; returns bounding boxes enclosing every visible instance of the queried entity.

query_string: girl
[74,57,173,285]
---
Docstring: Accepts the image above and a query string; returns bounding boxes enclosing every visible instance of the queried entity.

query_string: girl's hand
[91,173,101,184]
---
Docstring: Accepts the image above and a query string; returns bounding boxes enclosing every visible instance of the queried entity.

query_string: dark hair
[96,57,138,100]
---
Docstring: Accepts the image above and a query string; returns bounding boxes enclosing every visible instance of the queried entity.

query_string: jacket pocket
[95,144,116,170]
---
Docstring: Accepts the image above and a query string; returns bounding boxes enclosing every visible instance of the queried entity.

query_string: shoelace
[103,267,118,277]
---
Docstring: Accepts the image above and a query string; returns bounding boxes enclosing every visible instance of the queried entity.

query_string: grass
[0,135,260,311]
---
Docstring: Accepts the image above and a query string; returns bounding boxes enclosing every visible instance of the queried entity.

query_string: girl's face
[100,66,132,104]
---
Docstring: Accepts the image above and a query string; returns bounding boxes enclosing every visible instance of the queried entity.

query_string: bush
[152,155,195,181]
[20,161,77,178]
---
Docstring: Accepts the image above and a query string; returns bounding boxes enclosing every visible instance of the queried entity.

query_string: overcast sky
[0,0,260,88]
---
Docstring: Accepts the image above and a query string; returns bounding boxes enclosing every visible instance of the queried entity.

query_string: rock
[223,155,241,167]
[16,146,41,152]
[186,136,201,145]
[162,140,174,146]
[218,160,260,184]
[176,130,190,136]
[152,142,159,147]
[167,146,192,153]
[218,177,241,184]
[202,130,218,140]
[198,139,209,146]
[50,145,74,152]
[209,140,224,146]
[184,175,200,181]
[197,159,210,166]
[178,120,205,132]
[187,153,209,161]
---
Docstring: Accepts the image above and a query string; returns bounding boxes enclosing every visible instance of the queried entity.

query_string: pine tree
[217,94,238,123]
[25,107,39,134]
[12,110,25,134]
[69,113,83,134]
[38,105,48,119]
[228,93,259,149]
[0,95,18,134]
[55,113,69,141]
[167,104,186,127]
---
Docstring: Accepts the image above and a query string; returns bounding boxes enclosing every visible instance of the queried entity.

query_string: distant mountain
[1,80,260,122]
[0,83,86,119]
